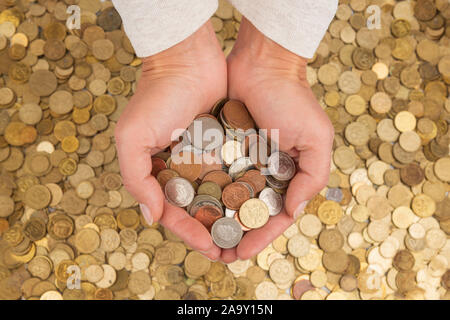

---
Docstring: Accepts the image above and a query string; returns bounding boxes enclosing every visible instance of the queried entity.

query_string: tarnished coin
[202,170,232,189]
[258,187,283,216]
[187,116,224,151]
[194,205,223,231]
[211,217,243,249]
[222,182,251,210]
[164,177,195,207]
[239,199,270,229]
[267,151,296,181]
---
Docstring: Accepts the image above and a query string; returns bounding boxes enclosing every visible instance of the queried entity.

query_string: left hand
[223,18,334,263]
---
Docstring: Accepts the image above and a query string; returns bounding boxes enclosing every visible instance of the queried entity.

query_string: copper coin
[151,157,167,177]
[235,179,256,198]
[233,211,251,231]
[400,163,424,186]
[156,169,179,189]
[169,151,202,182]
[242,169,266,193]
[222,182,251,210]
[202,170,232,189]
[194,205,223,231]
[222,100,255,130]
[292,280,314,300]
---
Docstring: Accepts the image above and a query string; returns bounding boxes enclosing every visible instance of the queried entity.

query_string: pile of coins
[0,0,449,300]
[155,99,295,249]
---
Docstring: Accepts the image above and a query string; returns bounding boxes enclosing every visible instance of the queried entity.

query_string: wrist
[229,18,308,75]
[142,21,219,71]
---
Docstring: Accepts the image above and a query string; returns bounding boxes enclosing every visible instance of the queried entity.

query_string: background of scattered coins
[0,0,449,300]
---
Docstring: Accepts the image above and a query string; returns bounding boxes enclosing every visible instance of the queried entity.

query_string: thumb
[285,142,332,220]
[115,126,164,225]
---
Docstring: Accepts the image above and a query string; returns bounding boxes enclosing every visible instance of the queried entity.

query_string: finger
[236,210,294,260]
[115,126,165,224]
[159,200,221,260]
[285,130,333,219]
[220,248,238,264]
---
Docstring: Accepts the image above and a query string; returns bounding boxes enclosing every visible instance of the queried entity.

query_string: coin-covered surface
[0,0,448,301]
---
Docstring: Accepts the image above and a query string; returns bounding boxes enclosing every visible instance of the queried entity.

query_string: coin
[186,116,224,151]
[202,170,232,189]
[211,217,243,249]
[222,182,251,210]
[267,151,296,181]
[194,205,223,231]
[164,177,195,207]
[239,199,270,229]
[258,188,283,216]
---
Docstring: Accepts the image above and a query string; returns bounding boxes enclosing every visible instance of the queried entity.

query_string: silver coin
[187,117,224,151]
[259,187,283,216]
[326,188,343,203]
[265,175,290,190]
[211,217,243,249]
[164,177,195,207]
[228,157,254,179]
[267,151,296,181]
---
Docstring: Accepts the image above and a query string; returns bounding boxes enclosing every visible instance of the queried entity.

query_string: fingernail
[294,201,308,220]
[139,203,153,225]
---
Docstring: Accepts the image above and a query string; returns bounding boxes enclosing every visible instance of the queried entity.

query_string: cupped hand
[114,22,227,260]
[224,18,334,262]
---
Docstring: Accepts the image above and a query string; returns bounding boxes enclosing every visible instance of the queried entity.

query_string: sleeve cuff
[229,0,338,58]
[112,0,218,57]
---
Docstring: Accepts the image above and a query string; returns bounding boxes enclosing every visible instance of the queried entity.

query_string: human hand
[114,22,227,261]
[224,18,334,262]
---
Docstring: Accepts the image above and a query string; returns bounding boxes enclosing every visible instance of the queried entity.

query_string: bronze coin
[292,279,314,300]
[194,205,223,232]
[23,218,46,241]
[393,249,415,271]
[169,151,202,182]
[156,169,179,189]
[151,157,167,177]
[222,182,251,210]
[400,163,424,186]
[242,169,266,193]
[222,100,255,130]
[233,211,251,231]
[202,170,232,189]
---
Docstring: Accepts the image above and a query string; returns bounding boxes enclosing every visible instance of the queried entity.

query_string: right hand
[114,22,227,260]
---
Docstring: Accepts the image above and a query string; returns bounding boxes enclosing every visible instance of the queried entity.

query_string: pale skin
[115,18,334,262]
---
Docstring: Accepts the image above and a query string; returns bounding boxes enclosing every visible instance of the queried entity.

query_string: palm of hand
[115,23,227,260]
[223,54,334,261]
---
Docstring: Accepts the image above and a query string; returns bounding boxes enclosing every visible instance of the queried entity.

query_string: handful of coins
[152,99,296,249]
